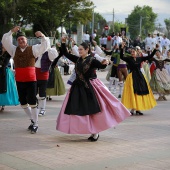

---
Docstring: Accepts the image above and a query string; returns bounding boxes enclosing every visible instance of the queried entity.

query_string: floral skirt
[121,73,157,111]
[56,78,131,134]
[150,68,170,95]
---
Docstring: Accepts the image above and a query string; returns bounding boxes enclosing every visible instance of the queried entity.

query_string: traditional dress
[0,51,19,106]
[120,49,157,111]
[46,47,66,97]
[56,43,131,134]
[150,56,170,95]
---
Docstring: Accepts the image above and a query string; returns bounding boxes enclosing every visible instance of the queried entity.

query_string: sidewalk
[0,71,170,170]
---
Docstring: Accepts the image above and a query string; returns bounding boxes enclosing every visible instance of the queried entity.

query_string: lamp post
[139,16,149,37]
[91,6,96,36]
[60,18,65,38]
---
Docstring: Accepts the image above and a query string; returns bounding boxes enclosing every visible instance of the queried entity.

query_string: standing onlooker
[2,26,49,133]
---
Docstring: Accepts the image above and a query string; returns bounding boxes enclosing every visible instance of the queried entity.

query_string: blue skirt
[0,68,19,106]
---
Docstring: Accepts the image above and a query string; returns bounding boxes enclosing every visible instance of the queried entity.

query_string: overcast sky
[92,0,170,27]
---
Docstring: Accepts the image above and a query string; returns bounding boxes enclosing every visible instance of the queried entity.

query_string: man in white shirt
[2,26,49,133]
[144,33,152,51]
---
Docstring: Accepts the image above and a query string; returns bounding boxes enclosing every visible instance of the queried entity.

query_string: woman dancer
[150,50,170,101]
[164,50,170,75]
[56,37,131,141]
[120,43,157,115]
[0,45,19,110]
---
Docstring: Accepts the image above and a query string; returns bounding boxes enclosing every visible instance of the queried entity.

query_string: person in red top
[35,46,58,116]
[2,26,49,133]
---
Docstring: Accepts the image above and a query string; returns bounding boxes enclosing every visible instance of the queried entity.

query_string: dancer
[46,43,66,99]
[2,26,49,133]
[0,45,19,110]
[164,50,170,75]
[120,43,157,115]
[56,37,131,141]
[150,50,170,101]
[36,45,58,116]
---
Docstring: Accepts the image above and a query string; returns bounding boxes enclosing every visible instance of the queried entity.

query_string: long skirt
[164,64,170,76]
[56,78,131,134]
[121,73,157,110]
[46,67,66,96]
[0,68,19,106]
[150,68,170,95]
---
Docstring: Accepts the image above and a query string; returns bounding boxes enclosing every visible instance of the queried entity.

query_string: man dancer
[2,26,49,133]
[36,45,58,116]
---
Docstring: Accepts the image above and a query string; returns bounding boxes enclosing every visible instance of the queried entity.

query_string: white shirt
[2,30,49,59]
[35,48,59,68]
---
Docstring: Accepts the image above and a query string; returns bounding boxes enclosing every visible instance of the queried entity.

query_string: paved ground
[0,71,170,170]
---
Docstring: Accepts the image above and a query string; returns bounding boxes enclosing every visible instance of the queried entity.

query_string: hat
[136,46,141,50]
[16,31,26,40]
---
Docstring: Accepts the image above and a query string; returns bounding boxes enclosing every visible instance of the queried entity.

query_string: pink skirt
[56,79,131,134]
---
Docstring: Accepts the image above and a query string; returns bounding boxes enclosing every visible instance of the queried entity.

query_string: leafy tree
[84,12,107,36]
[164,18,170,38]
[0,0,94,39]
[127,5,157,40]
[109,21,127,35]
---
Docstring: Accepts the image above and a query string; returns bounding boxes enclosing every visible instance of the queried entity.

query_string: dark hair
[80,42,89,50]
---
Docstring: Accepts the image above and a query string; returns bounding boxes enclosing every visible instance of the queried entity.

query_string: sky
[91,0,170,27]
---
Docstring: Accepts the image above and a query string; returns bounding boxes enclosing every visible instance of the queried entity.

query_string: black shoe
[31,125,38,134]
[28,120,34,131]
[49,97,52,101]
[130,111,134,116]
[118,94,121,98]
[88,134,94,140]
[136,111,143,115]
[90,134,99,142]
[38,109,46,116]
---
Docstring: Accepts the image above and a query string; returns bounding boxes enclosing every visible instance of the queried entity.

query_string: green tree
[164,18,170,38]
[109,21,127,35]
[0,0,94,39]
[127,5,157,40]
[84,12,107,36]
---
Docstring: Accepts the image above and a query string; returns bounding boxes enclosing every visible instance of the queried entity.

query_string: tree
[164,18,170,38]
[0,0,94,39]
[127,5,157,40]
[84,12,107,36]
[109,21,127,35]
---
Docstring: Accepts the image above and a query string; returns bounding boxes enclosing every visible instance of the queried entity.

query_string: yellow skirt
[121,73,157,110]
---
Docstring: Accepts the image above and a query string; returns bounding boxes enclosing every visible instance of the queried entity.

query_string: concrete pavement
[0,71,170,170]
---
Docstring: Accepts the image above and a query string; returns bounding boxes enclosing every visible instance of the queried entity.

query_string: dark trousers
[36,80,48,97]
[16,81,37,105]
[62,63,69,73]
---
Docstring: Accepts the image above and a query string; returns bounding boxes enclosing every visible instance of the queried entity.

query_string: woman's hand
[61,36,67,43]
[56,42,61,47]
[101,59,109,65]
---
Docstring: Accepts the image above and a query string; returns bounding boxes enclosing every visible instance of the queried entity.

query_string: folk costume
[2,30,49,133]
[56,43,130,137]
[150,55,170,100]
[120,48,157,113]
[35,48,58,116]
[0,51,19,107]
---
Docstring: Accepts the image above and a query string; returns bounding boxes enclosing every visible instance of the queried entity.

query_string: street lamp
[91,6,96,36]
[139,16,149,37]
[60,18,65,38]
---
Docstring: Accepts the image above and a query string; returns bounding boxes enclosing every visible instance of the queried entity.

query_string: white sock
[31,107,38,126]
[23,107,33,120]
